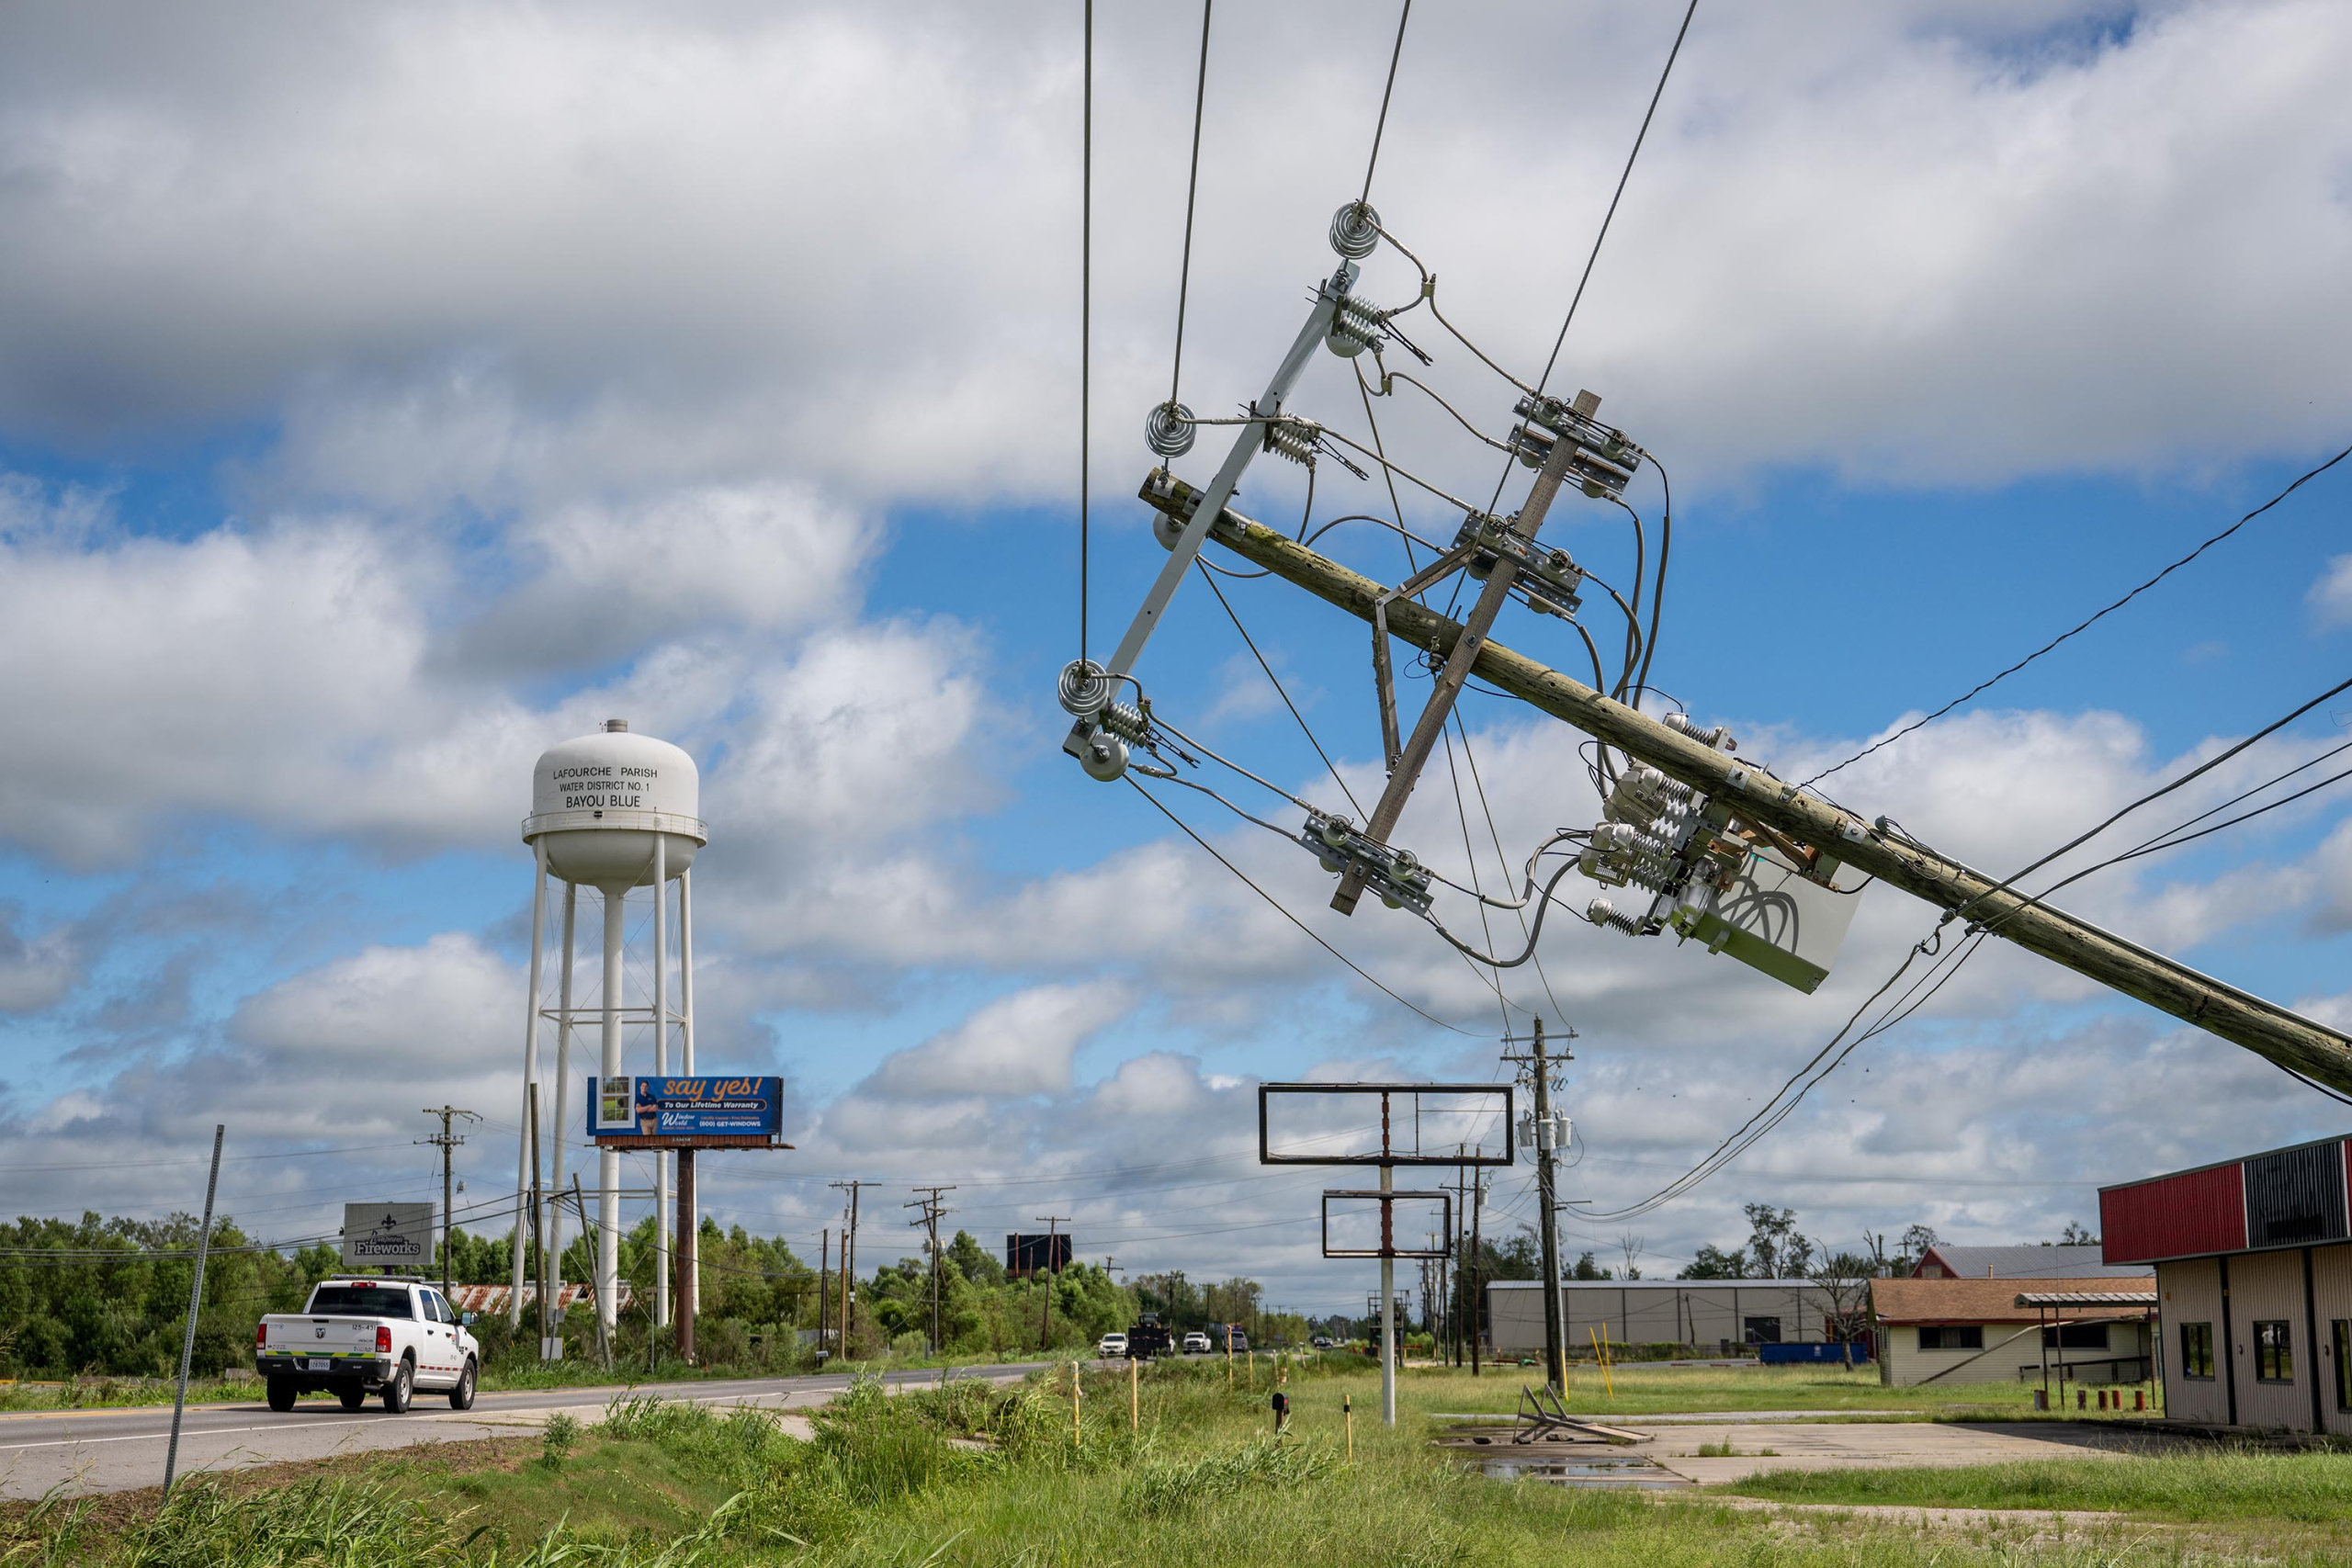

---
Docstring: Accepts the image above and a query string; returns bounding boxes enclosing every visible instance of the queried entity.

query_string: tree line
[0,1209,1307,1379]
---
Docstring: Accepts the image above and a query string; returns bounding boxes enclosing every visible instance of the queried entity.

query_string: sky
[3,0,2351,1319]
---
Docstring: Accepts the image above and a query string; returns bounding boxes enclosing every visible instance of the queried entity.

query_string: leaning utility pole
[1503,1020,1571,1393]
[906,1187,956,1356]
[1136,475,2352,1094]
[419,1106,480,1299]
[1035,1215,1069,1349]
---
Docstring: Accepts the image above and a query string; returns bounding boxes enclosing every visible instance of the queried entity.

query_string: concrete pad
[1624,1420,2188,1485]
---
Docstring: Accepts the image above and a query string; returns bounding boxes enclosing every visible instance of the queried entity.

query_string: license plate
[307,1358,331,1371]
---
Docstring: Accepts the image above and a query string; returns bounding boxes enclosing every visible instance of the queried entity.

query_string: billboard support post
[676,1147,696,1362]
[1257,1082,1513,1429]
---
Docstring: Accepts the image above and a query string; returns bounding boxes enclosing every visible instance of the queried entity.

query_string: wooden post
[1344,1392,1353,1461]
[1071,1360,1082,1443]
[1137,473,2352,1092]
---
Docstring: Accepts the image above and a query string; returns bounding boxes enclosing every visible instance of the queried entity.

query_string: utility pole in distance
[906,1187,956,1356]
[419,1106,481,1298]
[1503,1020,1574,1393]
[1035,1215,1069,1349]
[1135,476,2352,1093]
[829,1180,872,1358]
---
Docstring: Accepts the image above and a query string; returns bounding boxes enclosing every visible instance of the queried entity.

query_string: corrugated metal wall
[2158,1258,2227,1426]
[2103,1162,2247,1264]
[2312,1243,2352,1437]
[2245,1141,2350,1250]
[2225,1249,2308,1430]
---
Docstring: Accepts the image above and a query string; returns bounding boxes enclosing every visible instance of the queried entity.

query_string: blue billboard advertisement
[588,1076,784,1140]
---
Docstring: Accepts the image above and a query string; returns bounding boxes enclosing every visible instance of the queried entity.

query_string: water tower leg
[512,841,548,1328]
[653,838,670,1333]
[680,868,698,1322]
[548,883,578,1308]
[598,883,626,1341]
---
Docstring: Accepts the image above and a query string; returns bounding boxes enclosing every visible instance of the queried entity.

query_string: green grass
[1721,1446,2352,1525]
[5,1361,2334,1566]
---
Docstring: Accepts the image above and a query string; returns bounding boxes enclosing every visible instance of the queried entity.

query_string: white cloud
[864,980,1133,1100]
[0,3,2346,506]
[2310,554,2352,628]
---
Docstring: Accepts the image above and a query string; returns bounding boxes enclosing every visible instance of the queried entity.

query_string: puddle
[1460,1451,1687,1489]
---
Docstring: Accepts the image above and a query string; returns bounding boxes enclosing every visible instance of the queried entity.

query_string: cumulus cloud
[864,980,1134,1100]
[2310,554,2352,628]
[0,3,2346,506]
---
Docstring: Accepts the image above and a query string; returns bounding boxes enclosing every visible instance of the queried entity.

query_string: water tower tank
[524,719,707,888]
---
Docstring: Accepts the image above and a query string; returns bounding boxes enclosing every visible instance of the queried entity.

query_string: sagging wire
[1125,778,1481,1037]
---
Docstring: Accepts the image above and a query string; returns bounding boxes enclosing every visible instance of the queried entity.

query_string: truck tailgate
[264,1314,380,1364]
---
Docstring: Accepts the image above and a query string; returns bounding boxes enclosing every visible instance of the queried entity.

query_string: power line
[1523,0,1700,418]
[1167,0,1215,409]
[1194,560,1363,817]
[1358,0,1413,206]
[1804,437,2352,787]
[1950,671,2352,932]
[1125,775,1478,1035]
[1078,0,1092,664]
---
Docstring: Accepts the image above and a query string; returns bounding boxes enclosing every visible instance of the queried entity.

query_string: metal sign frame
[1258,1082,1515,1168]
[1321,1189,1453,1258]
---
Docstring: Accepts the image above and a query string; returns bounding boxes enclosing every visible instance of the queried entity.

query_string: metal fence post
[164,1124,225,1496]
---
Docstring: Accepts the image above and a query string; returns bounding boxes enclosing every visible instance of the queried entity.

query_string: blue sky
[3,0,2350,1314]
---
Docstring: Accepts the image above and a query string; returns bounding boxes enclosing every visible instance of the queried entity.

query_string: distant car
[1310,1335,1334,1349]
[1097,1332,1128,1358]
[1182,1331,1211,1354]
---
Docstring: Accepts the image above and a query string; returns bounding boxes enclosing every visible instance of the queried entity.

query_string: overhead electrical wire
[1193,562,1363,816]
[1125,777,1479,1035]
[1167,0,1215,410]
[1079,0,1092,664]
[1358,0,1413,207]
[1804,438,2352,788]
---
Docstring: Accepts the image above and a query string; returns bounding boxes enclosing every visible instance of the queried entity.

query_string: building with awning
[1868,1275,2153,1387]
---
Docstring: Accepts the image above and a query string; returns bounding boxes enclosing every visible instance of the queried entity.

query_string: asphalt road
[0,1363,1055,1500]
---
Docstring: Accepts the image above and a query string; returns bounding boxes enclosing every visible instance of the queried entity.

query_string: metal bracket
[1369,542,1476,773]
[1454,512,1584,619]
[1299,809,1434,915]
[1062,263,1359,763]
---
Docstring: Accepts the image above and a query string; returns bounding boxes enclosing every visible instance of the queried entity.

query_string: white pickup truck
[255,1278,481,1414]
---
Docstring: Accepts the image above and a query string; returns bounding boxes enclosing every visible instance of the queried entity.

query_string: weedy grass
[7,1360,2342,1566]
[1721,1443,2352,1525]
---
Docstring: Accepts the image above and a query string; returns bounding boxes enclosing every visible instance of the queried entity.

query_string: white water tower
[515,719,707,1339]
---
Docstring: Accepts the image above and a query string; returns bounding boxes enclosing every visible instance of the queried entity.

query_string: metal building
[1487,1279,1855,1355]
[2101,1134,2352,1433]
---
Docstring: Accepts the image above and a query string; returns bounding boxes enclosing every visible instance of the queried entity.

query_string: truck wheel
[381,1358,413,1414]
[266,1376,296,1413]
[339,1387,366,1411]
[448,1359,477,1411]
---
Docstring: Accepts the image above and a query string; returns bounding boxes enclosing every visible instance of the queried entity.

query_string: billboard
[589,1076,785,1141]
[342,1201,435,1269]
[1005,1232,1072,1279]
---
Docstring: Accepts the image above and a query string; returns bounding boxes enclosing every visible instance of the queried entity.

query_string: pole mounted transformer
[517,719,706,1344]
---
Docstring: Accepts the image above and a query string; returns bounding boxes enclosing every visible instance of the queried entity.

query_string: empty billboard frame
[1258,1082,1515,1168]
[1321,1189,1453,1258]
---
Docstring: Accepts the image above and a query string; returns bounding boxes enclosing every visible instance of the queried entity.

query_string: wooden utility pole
[830,1180,871,1358]
[818,1228,831,1358]
[1035,1215,1069,1348]
[1137,474,2352,1094]
[1469,1171,1485,1377]
[1502,1021,1568,1393]
[906,1186,956,1356]
[418,1106,479,1301]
